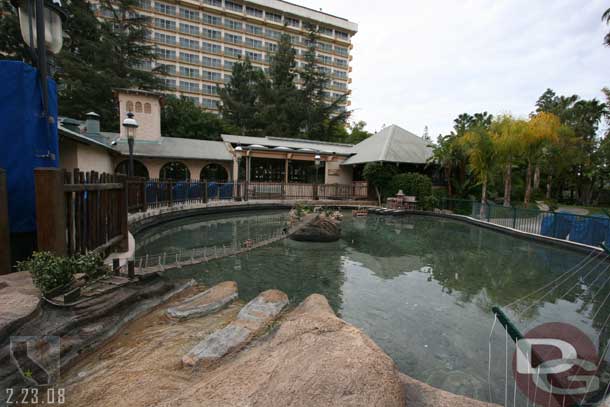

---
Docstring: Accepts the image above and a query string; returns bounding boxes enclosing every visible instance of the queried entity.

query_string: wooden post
[118,175,129,252]
[34,168,67,256]
[0,169,11,274]
[112,258,120,275]
[127,259,135,279]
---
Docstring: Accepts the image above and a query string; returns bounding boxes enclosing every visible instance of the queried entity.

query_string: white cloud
[297,0,610,137]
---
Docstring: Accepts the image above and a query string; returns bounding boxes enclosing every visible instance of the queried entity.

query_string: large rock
[166,294,405,407]
[182,289,288,367]
[290,215,341,242]
[0,272,41,341]
[400,373,498,407]
[166,281,237,320]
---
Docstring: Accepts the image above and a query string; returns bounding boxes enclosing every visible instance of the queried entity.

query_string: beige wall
[59,138,115,174]
[325,158,352,185]
[118,92,162,142]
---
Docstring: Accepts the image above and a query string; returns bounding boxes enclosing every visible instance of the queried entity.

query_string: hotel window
[203,70,222,81]
[317,42,332,52]
[203,0,221,7]
[154,18,175,31]
[335,46,348,56]
[285,17,299,28]
[266,42,278,52]
[246,24,263,35]
[245,51,262,61]
[333,81,347,90]
[333,70,347,79]
[180,66,200,78]
[202,42,222,54]
[224,19,242,31]
[203,14,222,26]
[318,66,331,75]
[154,32,176,45]
[179,8,199,20]
[224,60,235,70]
[179,37,199,50]
[224,74,232,83]
[202,56,221,68]
[203,29,221,40]
[202,98,217,109]
[179,81,199,92]
[202,84,218,95]
[159,64,176,74]
[318,26,333,36]
[289,35,300,44]
[179,23,199,36]
[161,78,176,89]
[183,96,200,105]
[246,6,262,17]
[154,2,175,15]
[318,55,332,65]
[265,29,281,40]
[225,1,242,12]
[224,33,242,44]
[265,12,281,23]
[179,52,199,64]
[136,0,151,9]
[245,37,263,49]
[224,47,242,58]
[334,58,347,67]
[336,31,349,40]
[135,102,143,112]
[144,103,151,113]
[156,47,176,60]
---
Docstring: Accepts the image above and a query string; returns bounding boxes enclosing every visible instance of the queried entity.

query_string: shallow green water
[136,210,610,403]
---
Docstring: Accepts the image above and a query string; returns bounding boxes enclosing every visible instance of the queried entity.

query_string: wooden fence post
[0,169,11,274]
[34,168,67,256]
[118,175,129,252]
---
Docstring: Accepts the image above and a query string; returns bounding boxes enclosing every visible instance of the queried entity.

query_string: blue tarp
[0,61,58,233]
[569,215,610,246]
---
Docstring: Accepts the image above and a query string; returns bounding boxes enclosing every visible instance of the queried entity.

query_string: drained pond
[135,209,610,404]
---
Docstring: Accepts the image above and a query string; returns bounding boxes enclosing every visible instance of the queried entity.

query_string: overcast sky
[298,0,610,138]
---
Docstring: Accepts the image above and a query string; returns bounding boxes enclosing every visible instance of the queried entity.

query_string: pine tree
[218,56,264,136]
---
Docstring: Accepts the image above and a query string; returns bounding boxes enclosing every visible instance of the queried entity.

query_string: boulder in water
[290,215,341,242]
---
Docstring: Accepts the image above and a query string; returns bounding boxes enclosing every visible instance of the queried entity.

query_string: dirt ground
[60,285,243,407]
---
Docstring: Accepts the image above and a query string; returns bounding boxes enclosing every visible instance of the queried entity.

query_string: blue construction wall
[0,61,59,233]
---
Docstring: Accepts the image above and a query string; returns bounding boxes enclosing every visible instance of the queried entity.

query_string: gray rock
[182,289,288,367]
[290,215,341,242]
[166,281,238,321]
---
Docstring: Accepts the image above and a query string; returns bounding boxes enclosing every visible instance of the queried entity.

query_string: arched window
[126,100,134,112]
[160,161,190,181]
[115,160,149,178]
[200,163,228,182]
[144,103,151,113]
[135,101,143,113]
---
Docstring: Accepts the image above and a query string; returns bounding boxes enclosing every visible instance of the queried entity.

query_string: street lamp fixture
[314,154,321,200]
[122,112,139,177]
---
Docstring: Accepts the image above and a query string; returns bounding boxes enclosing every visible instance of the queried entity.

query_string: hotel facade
[93,0,358,112]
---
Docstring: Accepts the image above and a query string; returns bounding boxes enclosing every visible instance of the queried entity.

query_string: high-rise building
[95,0,357,112]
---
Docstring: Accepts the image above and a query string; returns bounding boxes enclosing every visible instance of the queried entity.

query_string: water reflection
[136,211,610,402]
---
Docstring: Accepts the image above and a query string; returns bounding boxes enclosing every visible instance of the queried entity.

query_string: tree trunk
[479,179,488,219]
[524,161,533,208]
[375,187,381,207]
[545,174,552,200]
[503,162,512,207]
[446,166,452,197]
[533,165,541,192]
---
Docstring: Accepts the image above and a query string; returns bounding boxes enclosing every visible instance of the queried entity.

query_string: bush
[363,163,398,204]
[390,173,433,202]
[17,252,109,295]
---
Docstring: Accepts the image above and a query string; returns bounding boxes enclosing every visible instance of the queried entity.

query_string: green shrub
[17,252,74,295]
[390,173,433,202]
[363,163,398,204]
[17,252,109,295]
[422,195,439,211]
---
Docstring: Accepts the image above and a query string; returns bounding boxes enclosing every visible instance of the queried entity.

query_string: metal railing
[439,198,610,247]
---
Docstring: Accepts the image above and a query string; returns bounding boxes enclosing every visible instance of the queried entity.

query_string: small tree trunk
[376,187,382,207]
[503,162,512,207]
[446,166,452,197]
[479,179,488,218]
[524,161,533,208]
[533,165,541,192]
[545,175,552,200]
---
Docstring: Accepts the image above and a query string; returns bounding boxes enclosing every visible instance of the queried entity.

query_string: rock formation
[166,281,237,320]
[290,215,341,242]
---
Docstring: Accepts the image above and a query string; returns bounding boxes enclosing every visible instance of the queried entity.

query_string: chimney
[85,112,101,135]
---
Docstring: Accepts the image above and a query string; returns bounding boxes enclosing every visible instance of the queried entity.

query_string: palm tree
[429,135,457,196]
[602,8,610,47]
[491,115,527,207]
[460,126,496,216]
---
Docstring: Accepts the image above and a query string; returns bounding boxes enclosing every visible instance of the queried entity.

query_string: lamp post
[314,154,321,200]
[11,0,66,126]
[234,145,243,200]
[122,112,138,177]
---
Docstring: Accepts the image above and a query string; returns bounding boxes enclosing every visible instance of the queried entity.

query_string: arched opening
[144,103,151,113]
[135,102,143,113]
[160,161,190,180]
[115,160,150,178]
[126,100,134,112]
[200,163,228,182]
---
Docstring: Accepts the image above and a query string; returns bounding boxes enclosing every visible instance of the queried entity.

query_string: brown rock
[166,294,405,407]
[166,281,238,320]
[290,215,341,242]
[400,373,499,407]
[0,271,41,340]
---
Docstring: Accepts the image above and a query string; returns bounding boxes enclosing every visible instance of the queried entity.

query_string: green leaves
[161,96,234,140]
